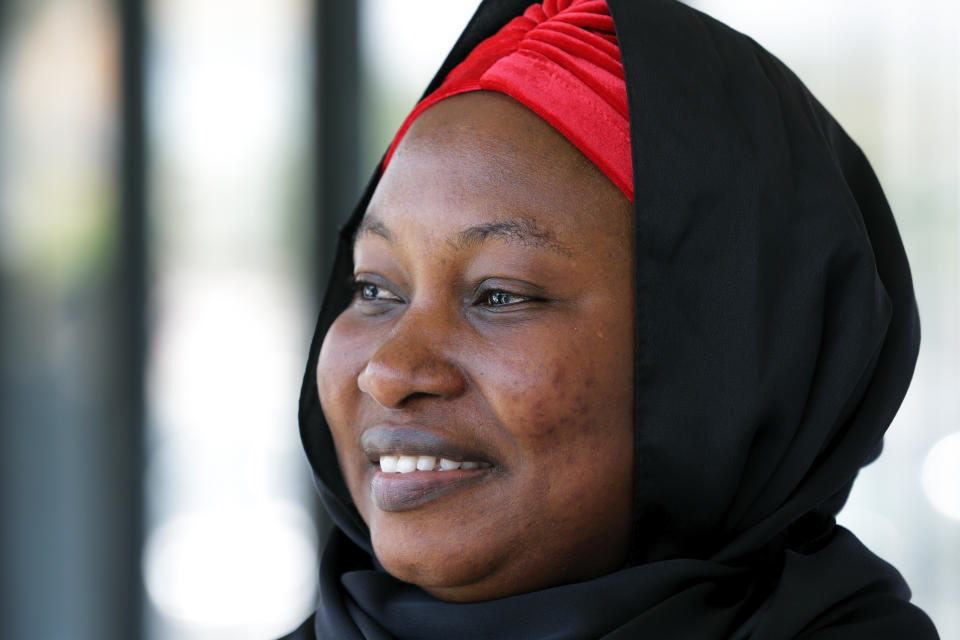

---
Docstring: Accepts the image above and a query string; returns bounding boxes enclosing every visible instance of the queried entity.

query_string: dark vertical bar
[310,0,360,541]
[0,5,11,635]
[313,0,360,290]
[115,0,147,636]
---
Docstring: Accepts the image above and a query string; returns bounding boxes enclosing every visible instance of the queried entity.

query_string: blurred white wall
[145,0,318,637]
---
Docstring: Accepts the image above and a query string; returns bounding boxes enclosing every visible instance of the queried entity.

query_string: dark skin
[316,91,635,602]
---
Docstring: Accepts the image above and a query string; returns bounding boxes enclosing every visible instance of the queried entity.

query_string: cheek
[316,313,375,491]
[476,318,634,450]
[472,317,635,565]
[316,314,361,420]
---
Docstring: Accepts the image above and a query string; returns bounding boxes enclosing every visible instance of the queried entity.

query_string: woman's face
[317,92,635,602]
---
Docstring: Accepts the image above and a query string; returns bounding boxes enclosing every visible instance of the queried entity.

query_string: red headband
[383,0,633,201]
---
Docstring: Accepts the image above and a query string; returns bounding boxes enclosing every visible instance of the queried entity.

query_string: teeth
[416,455,437,471]
[378,455,488,472]
[379,455,398,473]
[396,455,418,473]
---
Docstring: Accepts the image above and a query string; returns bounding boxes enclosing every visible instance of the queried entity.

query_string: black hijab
[288,0,940,637]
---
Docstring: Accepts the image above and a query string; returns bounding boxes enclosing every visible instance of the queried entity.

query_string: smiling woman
[288,0,940,638]
[319,92,635,602]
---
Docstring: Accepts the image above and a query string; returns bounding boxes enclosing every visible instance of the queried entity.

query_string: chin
[369,524,621,603]
[371,533,490,597]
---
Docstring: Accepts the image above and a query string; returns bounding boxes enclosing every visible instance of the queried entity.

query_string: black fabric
[290,0,939,637]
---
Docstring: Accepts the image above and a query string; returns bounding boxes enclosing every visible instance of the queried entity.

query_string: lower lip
[370,468,491,512]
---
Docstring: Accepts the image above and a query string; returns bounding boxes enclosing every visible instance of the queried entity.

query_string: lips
[362,426,498,512]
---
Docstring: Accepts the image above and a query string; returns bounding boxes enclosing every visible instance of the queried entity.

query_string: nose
[357,310,467,409]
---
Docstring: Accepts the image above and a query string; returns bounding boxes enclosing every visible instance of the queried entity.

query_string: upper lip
[361,425,498,466]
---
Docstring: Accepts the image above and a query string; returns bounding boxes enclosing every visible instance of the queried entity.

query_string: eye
[361,283,386,300]
[351,277,403,305]
[478,289,532,309]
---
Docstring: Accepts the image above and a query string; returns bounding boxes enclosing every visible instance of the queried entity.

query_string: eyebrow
[355,216,393,243]
[355,214,571,256]
[454,218,571,255]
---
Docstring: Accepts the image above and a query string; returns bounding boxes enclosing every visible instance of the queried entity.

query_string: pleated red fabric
[383,0,633,200]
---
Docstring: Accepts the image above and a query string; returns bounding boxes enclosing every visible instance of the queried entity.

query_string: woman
[287,0,940,637]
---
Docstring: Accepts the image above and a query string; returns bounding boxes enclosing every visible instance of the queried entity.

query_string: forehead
[364,92,631,249]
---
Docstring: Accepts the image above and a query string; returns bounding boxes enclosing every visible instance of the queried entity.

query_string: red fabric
[383,0,633,201]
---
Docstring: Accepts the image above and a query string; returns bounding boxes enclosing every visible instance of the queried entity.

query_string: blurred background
[0,0,956,638]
